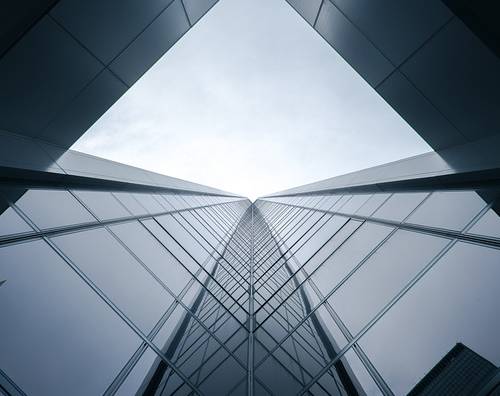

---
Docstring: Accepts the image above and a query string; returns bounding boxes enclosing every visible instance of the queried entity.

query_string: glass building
[1,168,499,396]
[1,1,499,395]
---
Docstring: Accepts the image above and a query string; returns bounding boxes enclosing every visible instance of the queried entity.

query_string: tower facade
[1,0,500,395]
[1,159,499,395]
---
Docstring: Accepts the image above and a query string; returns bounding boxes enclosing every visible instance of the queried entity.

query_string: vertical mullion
[247,204,255,396]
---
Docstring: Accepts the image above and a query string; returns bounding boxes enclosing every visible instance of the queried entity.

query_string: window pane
[329,230,448,334]
[331,195,352,212]
[0,199,32,237]
[255,354,302,395]
[52,228,174,332]
[110,221,192,296]
[156,214,211,267]
[338,194,372,214]
[406,191,486,230]
[115,348,163,396]
[318,195,342,211]
[358,242,500,395]
[282,211,325,249]
[338,349,382,395]
[0,239,140,396]
[15,188,94,229]
[161,194,178,210]
[372,192,428,222]
[302,218,359,276]
[154,304,186,349]
[315,304,348,349]
[355,193,390,217]
[73,190,130,220]
[468,207,500,239]
[178,211,221,253]
[311,223,393,297]
[142,218,200,274]
[133,193,165,214]
[199,355,247,395]
[292,215,347,267]
[113,192,148,216]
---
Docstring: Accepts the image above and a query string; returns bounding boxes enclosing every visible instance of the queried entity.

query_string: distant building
[409,344,500,396]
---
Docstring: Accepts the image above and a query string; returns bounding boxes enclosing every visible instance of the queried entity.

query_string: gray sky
[72,0,431,200]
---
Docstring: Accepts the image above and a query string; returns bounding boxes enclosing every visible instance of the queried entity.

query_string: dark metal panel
[286,0,500,161]
[39,69,128,147]
[401,18,500,143]
[285,0,323,26]
[50,0,173,64]
[330,0,452,65]
[1,0,219,149]
[443,0,500,58]
[110,0,190,86]
[0,0,58,57]
[183,0,219,24]
[377,71,467,150]
[315,0,393,87]
[0,16,102,138]
[0,130,64,174]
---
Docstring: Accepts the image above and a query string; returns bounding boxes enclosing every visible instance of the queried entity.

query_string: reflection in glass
[73,190,130,220]
[110,221,193,296]
[311,222,393,297]
[359,242,500,395]
[468,206,500,239]
[372,192,428,222]
[15,188,94,229]
[329,229,448,333]
[0,239,140,396]
[52,228,174,332]
[0,197,32,236]
[113,192,148,216]
[406,191,486,230]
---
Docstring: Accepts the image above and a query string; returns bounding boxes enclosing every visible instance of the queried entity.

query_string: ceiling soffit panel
[287,0,500,154]
[0,0,220,149]
[0,0,498,172]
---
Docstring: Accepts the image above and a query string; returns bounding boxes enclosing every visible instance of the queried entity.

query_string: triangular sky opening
[72,0,431,200]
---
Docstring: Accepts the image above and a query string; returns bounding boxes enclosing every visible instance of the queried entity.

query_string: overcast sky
[72,0,431,200]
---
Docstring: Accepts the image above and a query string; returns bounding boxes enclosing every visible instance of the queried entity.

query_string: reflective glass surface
[52,228,174,332]
[15,188,95,229]
[113,192,148,216]
[329,229,449,333]
[311,222,393,297]
[372,192,428,222]
[0,198,32,237]
[406,191,486,230]
[115,348,164,396]
[468,206,500,239]
[1,185,498,395]
[0,239,141,396]
[156,213,211,267]
[110,220,193,296]
[359,242,500,395]
[73,190,131,220]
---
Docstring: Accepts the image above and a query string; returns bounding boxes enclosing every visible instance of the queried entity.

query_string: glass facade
[1,1,499,394]
[1,185,499,395]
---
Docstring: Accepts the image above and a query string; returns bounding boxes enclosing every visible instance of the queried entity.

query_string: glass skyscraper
[1,0,499,395]
[1,175,499,395]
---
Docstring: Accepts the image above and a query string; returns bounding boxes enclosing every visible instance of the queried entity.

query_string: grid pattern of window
[1,186,499,395]
[259,190,500,395]
[0,186,249,396]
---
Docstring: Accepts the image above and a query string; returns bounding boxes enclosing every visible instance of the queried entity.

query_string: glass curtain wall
[257,188,500,395]
[1,185,499,395]
[0,185,249,396]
